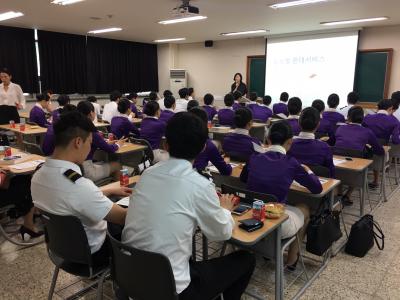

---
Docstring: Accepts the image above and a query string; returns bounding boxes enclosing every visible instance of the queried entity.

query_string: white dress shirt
[92,102,101,117]
[102,101,118,123]
[339,104,354,118]
[0,82,26,108]
[158,98,166,111]
[31,158,113,253]
[393,109,400,122]
[175,98,189,113]
[122,158,234,293]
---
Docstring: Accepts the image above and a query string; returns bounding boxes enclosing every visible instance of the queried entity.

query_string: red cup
[9,120,15,128]
[4,146,12,157]
[19,124,25,131]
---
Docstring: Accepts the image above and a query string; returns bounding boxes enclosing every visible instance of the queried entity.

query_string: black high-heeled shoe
[19,226,44,240]
[287,253,300,272]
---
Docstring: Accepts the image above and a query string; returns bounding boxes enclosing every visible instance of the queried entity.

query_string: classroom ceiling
[1,0,400,44]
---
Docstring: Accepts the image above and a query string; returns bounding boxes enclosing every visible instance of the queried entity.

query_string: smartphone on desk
[232,205,250,216]
[238,218,264,232]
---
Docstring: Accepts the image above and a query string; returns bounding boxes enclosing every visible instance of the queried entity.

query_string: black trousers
[179,250,256,300]
[0,175,33,216]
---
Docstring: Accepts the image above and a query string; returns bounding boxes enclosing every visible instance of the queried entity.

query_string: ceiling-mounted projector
[173,0,200,15]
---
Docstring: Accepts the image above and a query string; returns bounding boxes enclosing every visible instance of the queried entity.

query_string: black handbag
[306,205,343,256]
[345,214,384,257]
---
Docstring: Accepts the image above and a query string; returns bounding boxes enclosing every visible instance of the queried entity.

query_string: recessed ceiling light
[158,15,207,25]
[87,27,122,34]
[270,0,329,9]
[51,0,85,5]
[0,11,24,22]
[321,17,388,26]
[154,38,186,43]
[221,29,268,36]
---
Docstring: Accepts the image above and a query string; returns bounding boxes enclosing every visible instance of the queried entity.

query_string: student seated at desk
[127,93,142,118]
[191,108,232,175]
[202,93,218,121]
[312,99,335,145]
[288,107,335,178]
[335,106,384,202]
[102,90,122,123]
[122,112,255,300]
[87,95,101,119]
[273,92,289,117]
[51,94,71,123]
[286,97,302,136]
[323,93,345,128]
[110,98,140,139]
[158,89,173,111]
[217,93,235,127]
[159,95,175,124]
[78,101,123,182]
[232,90,243,111]
[187,99,199,111]
[188,87,195,101]
[140,101,168,162]
[240,121,322,269]
[247,93,272,123]
[32,111,131,265]
[29,93,51,127]
[175,88,189,113]
[339,91,359,118]
[222,108,264,161]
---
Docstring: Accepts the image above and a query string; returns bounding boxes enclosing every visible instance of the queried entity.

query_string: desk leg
[275,225,283,300]
[202,234,208,261]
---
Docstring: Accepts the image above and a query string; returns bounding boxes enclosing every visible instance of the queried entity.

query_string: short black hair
[77,100,94,116]
[179,88,189,99]
[224,93,234,107]
[203,93,214,105]
[327,93,340,108]
[249,92,258,102]
[163,90,173,98]
[189,107,208,124]
[57,94,70,106]
[188,87,194,96]
[87,95,97,103]
[36,93,50,102]
[110,90,122,102]
[187,99,199,111]
[299,107,320,132]
[268,120,293,145]
[280,92,289,102]
[348,106,364,123]
[54,111,96,147]
[233,91,242,101]
[164,95,176,109]
[288,97,302,115]
[166,112,208,160]
[391,91,400,101]
[117,98,131,114]
[0,68,11,76]
[263,95,272,106]
[347,91,359,104]
[143,100,160,116]
[312,99,325,113]
[233,73,243,82]
[58,104,77,116]
[149,91,158,101]
[127,93,138,100]
[234,107,253,129]
[377,99,393,110]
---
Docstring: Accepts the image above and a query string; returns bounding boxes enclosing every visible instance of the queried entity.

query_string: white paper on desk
[333,158,346,166]
[11,159,45,170]
[208,163,239,174]
[293,178,327,188]
[116,197,130,206]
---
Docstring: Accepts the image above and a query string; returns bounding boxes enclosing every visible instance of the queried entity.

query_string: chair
[40,211,109,300]
[129,137,154,173]
[308,165,330,178]
[23,141,44,156]
[107,232,179,300]
[224,152,249,163]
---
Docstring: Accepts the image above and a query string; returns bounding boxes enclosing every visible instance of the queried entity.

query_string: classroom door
[247,56,266,97]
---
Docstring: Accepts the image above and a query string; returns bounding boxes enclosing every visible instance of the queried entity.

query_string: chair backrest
[40,211,93,266]
[224,152,249,163]
[221,184,278,205]
[129,137,154,166]
[108,232,178,300]
[0,105,19,125]
[308,165,330,178]
[331,146,365,159]
[23,141,44,156]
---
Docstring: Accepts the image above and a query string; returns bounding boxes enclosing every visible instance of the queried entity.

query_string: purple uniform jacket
[287,137,335,177]
[232,102,242,111]
[240,151,323,203]
[317,118,335,145]
[110,116,140,139]
[51,108,61,124]
[273,103,288,116]
[222,133,262,160]
[322,111,345,128]
[130,103,142,118]
[203,105,218,121]
[287,118,301,136]
[42,125,55,156]
[87,131,119,160]
[247,104,272,122]
[335,124,384,155]
[362,113,400,144]
[30,106,50,128]
[217,108,235,127]
[140,117,166,150]
[159,110,175,124]
[193,139,232,175]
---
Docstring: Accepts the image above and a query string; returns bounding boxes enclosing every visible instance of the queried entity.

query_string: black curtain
[38,30,87,94]
[86,36,158,93]
[0,25,38,93]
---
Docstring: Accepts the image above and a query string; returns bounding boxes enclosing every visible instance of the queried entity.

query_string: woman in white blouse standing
[0,68,26,109]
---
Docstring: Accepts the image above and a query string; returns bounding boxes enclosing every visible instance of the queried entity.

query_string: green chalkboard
[354,50,391,102]
[248,57,265,97]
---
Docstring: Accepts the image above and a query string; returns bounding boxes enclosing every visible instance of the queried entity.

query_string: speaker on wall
[205,40,213,47]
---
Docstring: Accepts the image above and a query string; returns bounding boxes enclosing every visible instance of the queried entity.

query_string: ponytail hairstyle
[234,107,253,129]
[268,121,293,145]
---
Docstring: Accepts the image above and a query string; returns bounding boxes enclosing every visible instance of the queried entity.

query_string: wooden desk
[115,142,147,155]
[101,176,140,190]
[0,124,47,135]
[1,148,45,174]
[94,121,109,128]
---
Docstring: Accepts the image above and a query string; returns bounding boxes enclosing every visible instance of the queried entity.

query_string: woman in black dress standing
[231,73,248,97]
